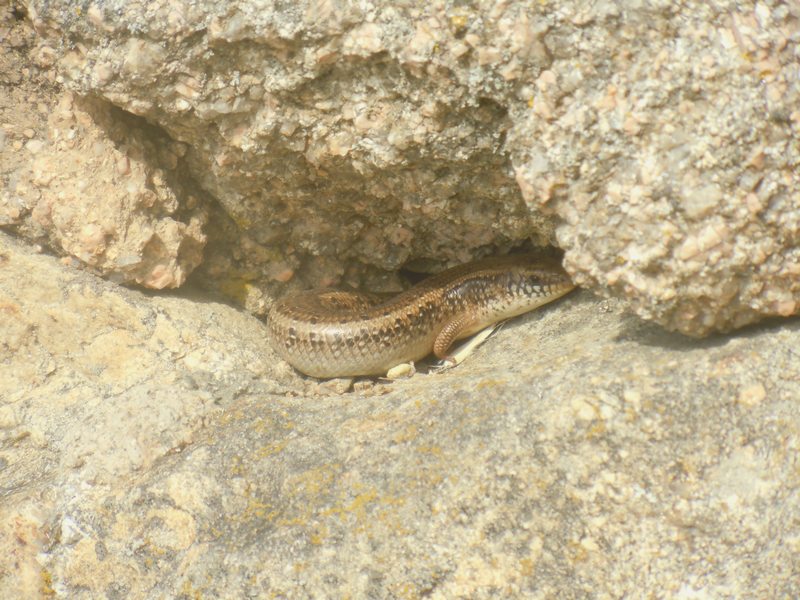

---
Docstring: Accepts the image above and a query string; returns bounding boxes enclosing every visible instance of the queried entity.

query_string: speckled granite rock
[16,0,799,334]
[2,231,799,597]
[6,0,800,335]
[510,2,800,336]
[24,0,554,305]
[0,5,206,289]
[3,2,799,596]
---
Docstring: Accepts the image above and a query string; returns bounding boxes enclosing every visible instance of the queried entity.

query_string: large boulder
[2,230,799,597]
[13,0,798,332]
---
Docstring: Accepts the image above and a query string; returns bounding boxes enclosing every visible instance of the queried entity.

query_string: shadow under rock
[615,311,800,352]
[128,279,243,307]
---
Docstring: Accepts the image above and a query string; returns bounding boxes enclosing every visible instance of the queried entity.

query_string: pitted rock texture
[0,4,207,289]
[26,0,556,306]
[16,0,800,332]
[32,95,206,288]
[510,2,800,336]
[2,230,799,598]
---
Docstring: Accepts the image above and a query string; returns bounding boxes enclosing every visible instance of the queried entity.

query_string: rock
[40,94,208,290]
[510,3,800,336]
[0,229,278,595]
[4,2,800,596]
[24,0,556,304]
[0,5,207,289]
[15,0,798,332]
[1,230,799,597]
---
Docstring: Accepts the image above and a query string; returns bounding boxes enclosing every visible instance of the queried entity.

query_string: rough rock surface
[0,4,207,289]
[4,2,800,597]
[0,231,281,597]
[16,0,799,333]
[511,1,800,336]
[2,231,800,597]
[25,0,556,306]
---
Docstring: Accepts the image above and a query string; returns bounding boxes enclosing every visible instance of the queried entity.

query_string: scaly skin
[267,254,575,378]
